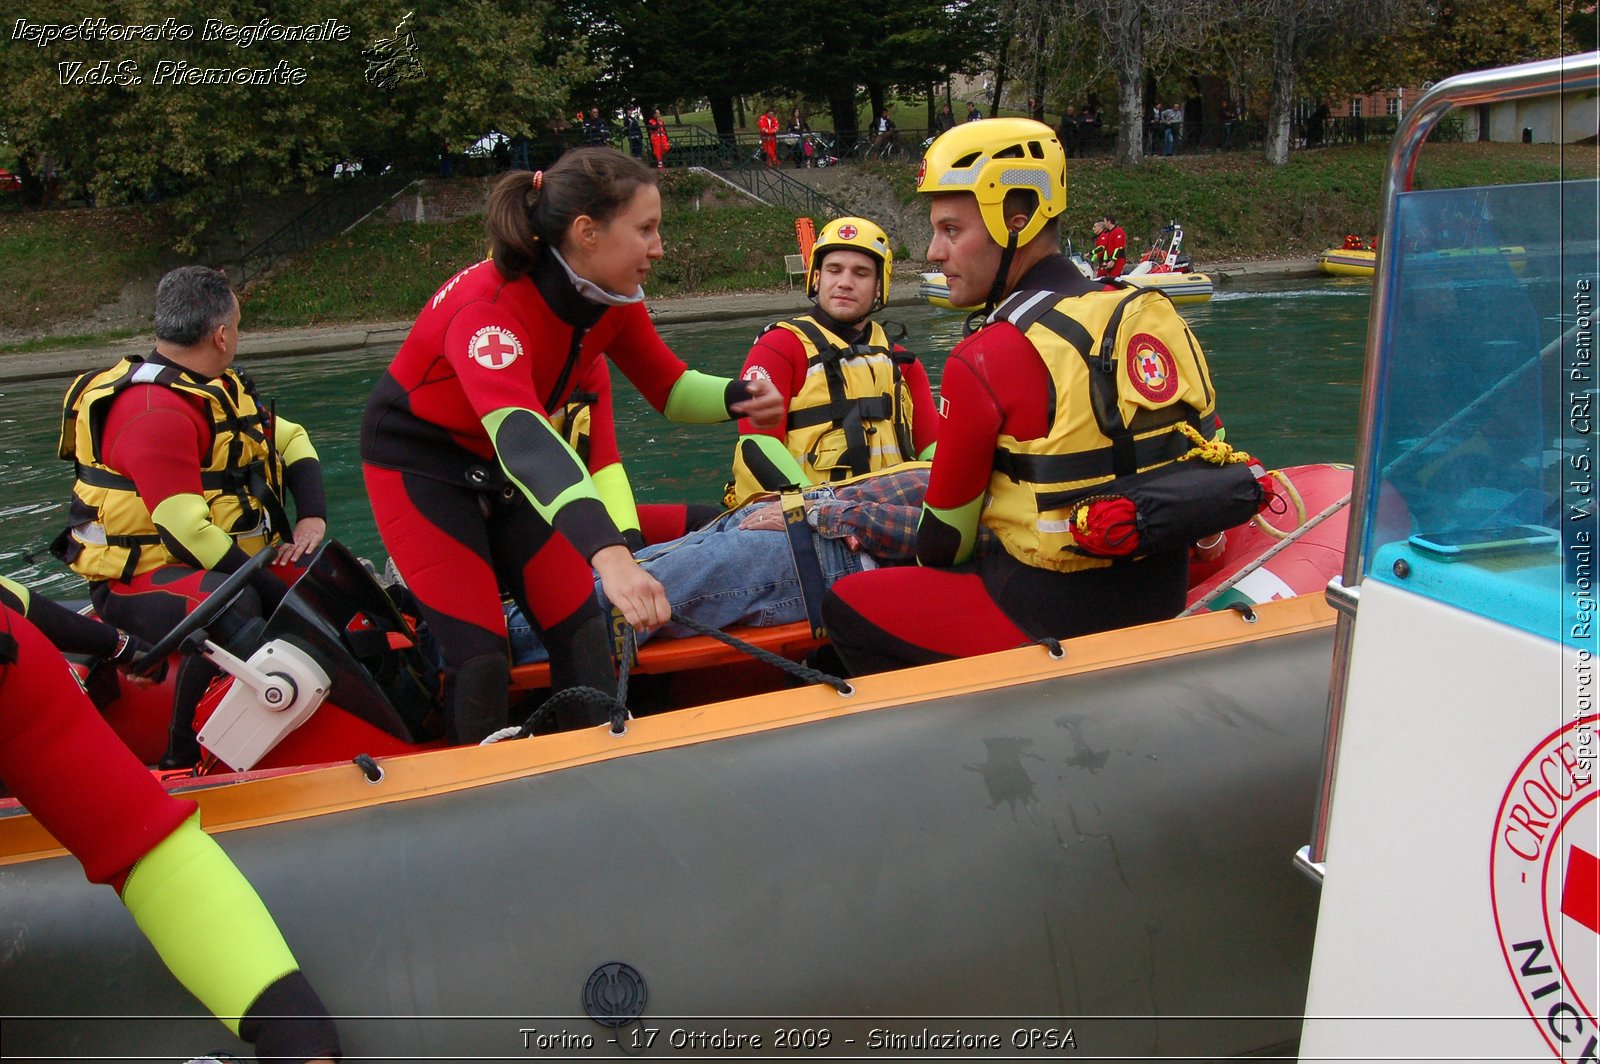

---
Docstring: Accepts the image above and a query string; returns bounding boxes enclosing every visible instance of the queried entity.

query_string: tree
[597,0,786,139]
[1230,0,1413,165]
[1044,0,1212,168]
[0,0,593,250]
[1385,1,1568,84]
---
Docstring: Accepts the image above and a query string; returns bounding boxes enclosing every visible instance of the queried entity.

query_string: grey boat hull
[3,612,1331,1061]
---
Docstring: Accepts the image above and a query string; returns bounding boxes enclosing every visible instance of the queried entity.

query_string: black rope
[353,753,383,782]
[512,685,630,738]
[1036,636,1065,659]
[1225,601,1258,623]
[669,614,853,694]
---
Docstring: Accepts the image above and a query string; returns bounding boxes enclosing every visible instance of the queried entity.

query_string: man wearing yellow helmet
[822,119,1245,674]
[726,216,936,505]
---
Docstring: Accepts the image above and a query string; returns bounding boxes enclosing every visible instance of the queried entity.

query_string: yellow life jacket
[726,315,917,505]
[547,388,596,465]
[54,356,285,582]
[982,285,1221,573]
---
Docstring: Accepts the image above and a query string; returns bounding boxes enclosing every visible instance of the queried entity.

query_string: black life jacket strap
[780,490,828,639]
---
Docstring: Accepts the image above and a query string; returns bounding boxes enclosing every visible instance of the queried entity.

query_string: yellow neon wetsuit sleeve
[151,493,235,570]
[0,574,31,614]
[592,462,642,539]
[736,433,807,490]
[120,814,299,1034]
[662,370,737,423]
[482,406,624,560]
[916,495,985,567]
[272,415,318,466]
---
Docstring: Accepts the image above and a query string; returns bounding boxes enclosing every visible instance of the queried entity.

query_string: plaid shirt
[803,466,996,564]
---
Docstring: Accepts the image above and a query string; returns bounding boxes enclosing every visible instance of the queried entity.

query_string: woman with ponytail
[361,148,781,743]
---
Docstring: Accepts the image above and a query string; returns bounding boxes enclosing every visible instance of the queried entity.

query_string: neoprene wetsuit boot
[545,609,618,731]
[445,652,510,745]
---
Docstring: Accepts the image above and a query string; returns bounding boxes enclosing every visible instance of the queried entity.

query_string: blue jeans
[506,507,865,664]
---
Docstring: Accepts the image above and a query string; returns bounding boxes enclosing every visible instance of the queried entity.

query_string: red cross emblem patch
[469,325,523,371]
[837,223,858,240]
[1491,715,1599,1061]
[1125,333,1178,403]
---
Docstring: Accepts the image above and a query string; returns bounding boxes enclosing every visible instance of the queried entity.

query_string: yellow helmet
[808,216,893,308]
[916,118,1066,246]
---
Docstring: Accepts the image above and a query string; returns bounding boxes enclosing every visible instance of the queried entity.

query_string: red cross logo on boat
[1490,716,1599,1061]
[1125,333,1178,403]
[469,325,523,370]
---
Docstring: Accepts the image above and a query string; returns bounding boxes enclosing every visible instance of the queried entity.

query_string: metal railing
[716,164,851,220]
[235,170,414,286]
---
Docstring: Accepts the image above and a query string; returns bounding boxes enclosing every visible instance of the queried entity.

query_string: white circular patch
[743,366,773,388]
[469,325,523,371]
[1491,715,1599,1060]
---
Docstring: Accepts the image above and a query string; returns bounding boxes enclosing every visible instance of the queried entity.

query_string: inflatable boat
[2,457,1350,1058]
[1316,246,1376,276]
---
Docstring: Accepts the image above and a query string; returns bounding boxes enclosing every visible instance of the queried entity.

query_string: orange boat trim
[0,595,1334,866]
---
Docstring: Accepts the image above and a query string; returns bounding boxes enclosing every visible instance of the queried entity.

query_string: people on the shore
[0,598,341,1064]
[758,107,780,167]
[822,118,1245,675]
[726,215,936,506]
[53,265,327,768]
[787,109,812,168]
[360,148,781,743]
[623,108,644,159]
[868,107,896,158]
[647,109,671,168]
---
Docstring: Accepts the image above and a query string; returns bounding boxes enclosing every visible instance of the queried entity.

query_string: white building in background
[1473,88,1598,142]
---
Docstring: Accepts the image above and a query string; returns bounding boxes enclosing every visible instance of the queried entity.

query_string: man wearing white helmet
[823,119,1257,674]
[726,216,936,506]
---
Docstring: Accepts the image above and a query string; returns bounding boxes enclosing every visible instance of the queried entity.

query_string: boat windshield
[1360,177,1599,650]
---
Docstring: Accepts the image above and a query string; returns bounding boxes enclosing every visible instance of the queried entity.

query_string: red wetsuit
[1091,226,1127,278]
[361,255,745,740]
[758,112,780,166]
[822,257,1188,674]
[87,362,320,765]
[0,601,340,1060]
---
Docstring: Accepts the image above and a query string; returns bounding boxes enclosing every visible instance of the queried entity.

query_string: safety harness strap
[780,490,828,639]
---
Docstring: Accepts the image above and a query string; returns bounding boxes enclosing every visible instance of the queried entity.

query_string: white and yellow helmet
[807,216,893,307]
[917,118,1066,246]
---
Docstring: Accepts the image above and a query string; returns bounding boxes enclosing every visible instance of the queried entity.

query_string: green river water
[0,276,1371,598]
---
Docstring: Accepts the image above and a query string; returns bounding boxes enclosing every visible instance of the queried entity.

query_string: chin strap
[965,230,1020,337]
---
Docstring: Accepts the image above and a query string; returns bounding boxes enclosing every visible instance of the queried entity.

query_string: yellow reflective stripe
[151,493,233,570]
[121,814,299,1034]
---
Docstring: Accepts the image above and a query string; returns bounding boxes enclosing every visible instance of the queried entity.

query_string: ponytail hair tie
[531,170,544,192]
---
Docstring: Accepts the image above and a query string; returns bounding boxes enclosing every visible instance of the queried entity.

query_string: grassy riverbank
[0,140,1577,345]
